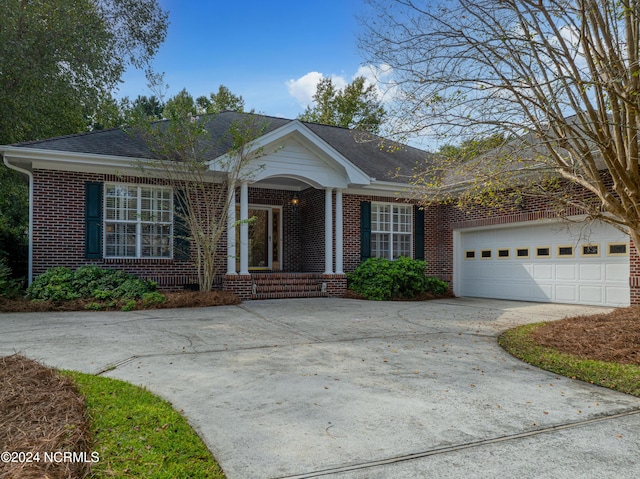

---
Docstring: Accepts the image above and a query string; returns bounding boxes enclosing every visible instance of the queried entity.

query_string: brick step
[253,291,327,300]
[250,273,328,299]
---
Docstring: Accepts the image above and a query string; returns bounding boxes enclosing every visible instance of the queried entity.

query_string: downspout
[2,156,33,285]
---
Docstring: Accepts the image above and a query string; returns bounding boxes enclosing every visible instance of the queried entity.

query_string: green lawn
[67,372,226,478]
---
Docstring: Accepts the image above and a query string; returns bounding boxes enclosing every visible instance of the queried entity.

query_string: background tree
[196,85,245,114]
[1,0,168,144]
[0,0,168,282]
[132,94,264,292]
[361,0,640,247]
[298,76,386,133]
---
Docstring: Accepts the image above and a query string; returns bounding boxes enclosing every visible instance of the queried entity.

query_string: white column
[324,187,333,275]
[335,189,344,274]
[240,181,249,275]
[226,186,237,275]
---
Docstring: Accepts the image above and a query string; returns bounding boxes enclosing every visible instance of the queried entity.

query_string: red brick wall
[33,169,202,289]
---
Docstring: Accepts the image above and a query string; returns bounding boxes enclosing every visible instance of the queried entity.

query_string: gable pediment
[209,120,372,189]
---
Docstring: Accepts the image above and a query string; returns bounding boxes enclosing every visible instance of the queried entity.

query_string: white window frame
[104,183,173,259]
[370,202,413,260]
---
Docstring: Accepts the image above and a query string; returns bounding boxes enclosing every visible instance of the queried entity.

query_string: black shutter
[360,201,371,261]
[174,190,191,261]
[414,205,425,260]
[85,182,103,259]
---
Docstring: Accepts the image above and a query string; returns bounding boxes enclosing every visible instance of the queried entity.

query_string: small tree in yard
[361,0,640,247]
[132,101,265,292]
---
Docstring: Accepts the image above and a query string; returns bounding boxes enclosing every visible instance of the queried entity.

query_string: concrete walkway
[1,297,639,478]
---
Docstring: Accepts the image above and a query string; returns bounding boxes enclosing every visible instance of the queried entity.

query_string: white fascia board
[208,120,372,186]
[0,146,220,181]
[345,180,421,199]
[1,146,149,170]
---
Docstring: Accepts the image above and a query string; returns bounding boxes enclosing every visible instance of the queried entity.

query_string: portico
[212,120,370,298]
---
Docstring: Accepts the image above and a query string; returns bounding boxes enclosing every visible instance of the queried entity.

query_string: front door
[237,206,282,270]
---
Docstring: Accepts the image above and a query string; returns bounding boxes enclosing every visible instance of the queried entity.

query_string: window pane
[371,233,390,259]
[141,223,172,258]
[105,185,137,221]
[105,223,136,257]
[372,204,391,232]
[393,206,412,233]
[393,234,411,259]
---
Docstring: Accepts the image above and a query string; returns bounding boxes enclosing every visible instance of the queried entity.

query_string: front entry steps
[250,273,327,300]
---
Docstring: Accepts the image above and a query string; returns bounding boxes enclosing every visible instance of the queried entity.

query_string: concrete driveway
[1,297,639,478]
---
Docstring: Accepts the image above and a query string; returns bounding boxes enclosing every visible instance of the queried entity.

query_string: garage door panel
[555,284,577,303]
[458,220,630,307]
[555,264,576,280]
[606,263,629,280]
[532,284,553,302]
[579,285,602,304]
[579,264,603,281]
[606,287,629,307]
[533,264,553,280]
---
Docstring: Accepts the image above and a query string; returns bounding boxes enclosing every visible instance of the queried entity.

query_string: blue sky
[118,0,373,119]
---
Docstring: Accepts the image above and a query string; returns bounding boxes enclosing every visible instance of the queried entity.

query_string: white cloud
[286,65,396,108]
[286,72,324,106]
[286,71,349,107]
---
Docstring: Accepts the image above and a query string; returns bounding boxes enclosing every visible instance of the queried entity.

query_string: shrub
[26,267,80,302]
[348,256,428,300]
[0,258,23,299]
[27,266,158,303]
[425,276,449,295]
[141,291,166,307]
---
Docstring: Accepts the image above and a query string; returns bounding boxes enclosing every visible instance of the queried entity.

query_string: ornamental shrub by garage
[347,257,428,300]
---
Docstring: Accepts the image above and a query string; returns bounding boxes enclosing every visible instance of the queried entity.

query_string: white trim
[335,189,344,274]
[239,182,249,275]
[226,187,237,275]
[370,201,413,260]
[210,121,372,188]
[324,188,334,274]
[103,183,173,259]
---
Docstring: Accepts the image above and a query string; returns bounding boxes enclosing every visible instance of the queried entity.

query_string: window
[465,250,476,259]
[480,249,492,259]
[516,248,530,258]
[371,203,412,259]
[557,245,574,257]
[104,184,173,258]
[497,248,510,259]
[536,247,551,258]
[608,242,628,256]
[581,244,599,257]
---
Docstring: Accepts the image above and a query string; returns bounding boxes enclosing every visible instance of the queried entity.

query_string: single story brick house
[1,111,636,306]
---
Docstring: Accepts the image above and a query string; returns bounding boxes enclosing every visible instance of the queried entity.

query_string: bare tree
[132,108,265,291]
[360,0,640,246]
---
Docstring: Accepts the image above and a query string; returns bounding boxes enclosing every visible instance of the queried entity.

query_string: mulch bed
[0,290,240,313]
[0,354,92,479]
[532,306,640,366]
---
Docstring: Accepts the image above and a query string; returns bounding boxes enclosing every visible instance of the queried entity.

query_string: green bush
[0,258,23,299]
[425,276,449,295]
[348,257,450,301]
[348,257,428,300]
[27,266,158,303]
[26,266,80,302]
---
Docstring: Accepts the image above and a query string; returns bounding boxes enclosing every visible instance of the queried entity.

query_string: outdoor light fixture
[291,193,299,208]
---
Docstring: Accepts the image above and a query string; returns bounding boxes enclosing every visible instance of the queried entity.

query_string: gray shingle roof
[12,111,431,183]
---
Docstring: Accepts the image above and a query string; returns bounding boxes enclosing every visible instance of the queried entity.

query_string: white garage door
[457,220,630,307]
